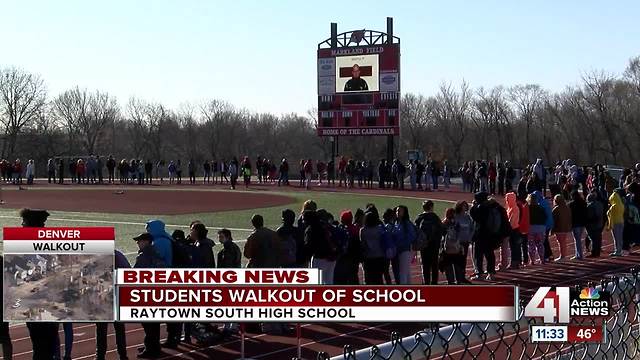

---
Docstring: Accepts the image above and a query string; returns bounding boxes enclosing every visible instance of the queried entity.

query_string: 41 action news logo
[524,286,611,323]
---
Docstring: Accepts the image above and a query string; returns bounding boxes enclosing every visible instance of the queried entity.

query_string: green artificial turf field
[0,189,451,263]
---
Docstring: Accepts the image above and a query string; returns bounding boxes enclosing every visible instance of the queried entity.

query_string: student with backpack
[454,201,475,274]
[470,192,505,281]
[360,211,386,285]
[439,208,470,284]
[275,209,300,268]
[334,210,361,285]
[303,210,337,284]
[414,200,443,285]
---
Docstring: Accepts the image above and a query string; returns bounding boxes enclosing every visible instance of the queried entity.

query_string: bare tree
[433,82,471,166]
[401,93,433,150]
[200,99,233,159]
[509,84,545,163]
[0,67,46,158]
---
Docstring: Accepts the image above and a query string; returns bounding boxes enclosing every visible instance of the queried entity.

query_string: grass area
[0,189,452,262]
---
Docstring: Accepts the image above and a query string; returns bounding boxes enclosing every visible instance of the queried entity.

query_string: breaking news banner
[116,268,322,285]
[115,279,518,322]
[2,227,115,322]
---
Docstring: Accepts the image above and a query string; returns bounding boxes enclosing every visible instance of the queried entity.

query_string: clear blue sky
[2,1,638,115]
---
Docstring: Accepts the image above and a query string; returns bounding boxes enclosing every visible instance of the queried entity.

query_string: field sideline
[0,187,452,263]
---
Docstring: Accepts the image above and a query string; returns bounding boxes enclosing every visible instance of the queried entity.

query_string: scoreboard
[317,41,400,136]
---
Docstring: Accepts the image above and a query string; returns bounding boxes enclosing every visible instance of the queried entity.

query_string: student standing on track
[47,158,55,183]
[244,214,280,268]
[454,201,475,274]
[188,159,196,185]
[552,194,572,261]
[607,190,625,256]
[414,200,443,284]
[133,232,165,358]
[96,249,129,360]
[57,158,64,184]
[360,211,386,285]
[22,208,61,360]
[394,205,416,284]
[527,194,547,264]
[586,192,605,257]
[278,158,289,186]
[203,160,211,184]
[216,228,242,336]
[505,192,521,269]
[228,158,238,190]
[569,191,588,260]
[241,157,251,189]
[106,155,116,184]
[469,192,498,281]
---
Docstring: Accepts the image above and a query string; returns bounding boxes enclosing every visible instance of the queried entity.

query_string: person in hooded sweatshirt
[454,201,474,272]
[568,191,588,260]
[551,195,572,261]
[469,192,497,281]
[527,194,547,264]
[146,219,173,267]
[586,192,605,257]
[532,190,554,261]
[607,190,625,256]
[505,192,521,269]
[517,196,530,266]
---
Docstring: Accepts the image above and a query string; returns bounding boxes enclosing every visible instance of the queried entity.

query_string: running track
[1,182,636,359]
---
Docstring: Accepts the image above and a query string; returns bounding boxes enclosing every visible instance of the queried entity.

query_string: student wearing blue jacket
[146,219,173,267]
[393,205,416,284]
[532,191,554,261]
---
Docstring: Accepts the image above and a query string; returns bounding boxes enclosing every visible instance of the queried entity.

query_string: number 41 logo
[524,287,570,324]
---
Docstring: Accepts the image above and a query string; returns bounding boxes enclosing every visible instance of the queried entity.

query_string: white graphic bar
[119,306,516,322]
[3,240,114,254]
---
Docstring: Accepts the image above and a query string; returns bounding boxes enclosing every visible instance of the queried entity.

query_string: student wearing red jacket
[517,196,530,266]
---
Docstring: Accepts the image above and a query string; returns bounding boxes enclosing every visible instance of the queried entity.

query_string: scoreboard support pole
[387,136,394,162]
[386,17,396,163]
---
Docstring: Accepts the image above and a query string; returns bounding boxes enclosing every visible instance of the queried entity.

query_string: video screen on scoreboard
[335,54,379,93]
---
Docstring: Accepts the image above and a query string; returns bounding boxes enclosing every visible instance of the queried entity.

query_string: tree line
[1,55,639,176]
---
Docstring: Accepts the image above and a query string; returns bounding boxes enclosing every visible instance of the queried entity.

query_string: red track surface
[0,188,293,215]
[1,181,636,359]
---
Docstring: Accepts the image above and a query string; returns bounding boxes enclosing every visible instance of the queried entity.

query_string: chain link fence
[316,269,640,360]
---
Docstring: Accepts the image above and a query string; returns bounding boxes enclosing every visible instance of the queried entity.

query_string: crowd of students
[2,155,639,358]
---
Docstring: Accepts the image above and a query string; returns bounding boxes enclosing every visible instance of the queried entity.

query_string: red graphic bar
[118,285,516,307]
[567,325,604,343]
[3,227,115,240]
